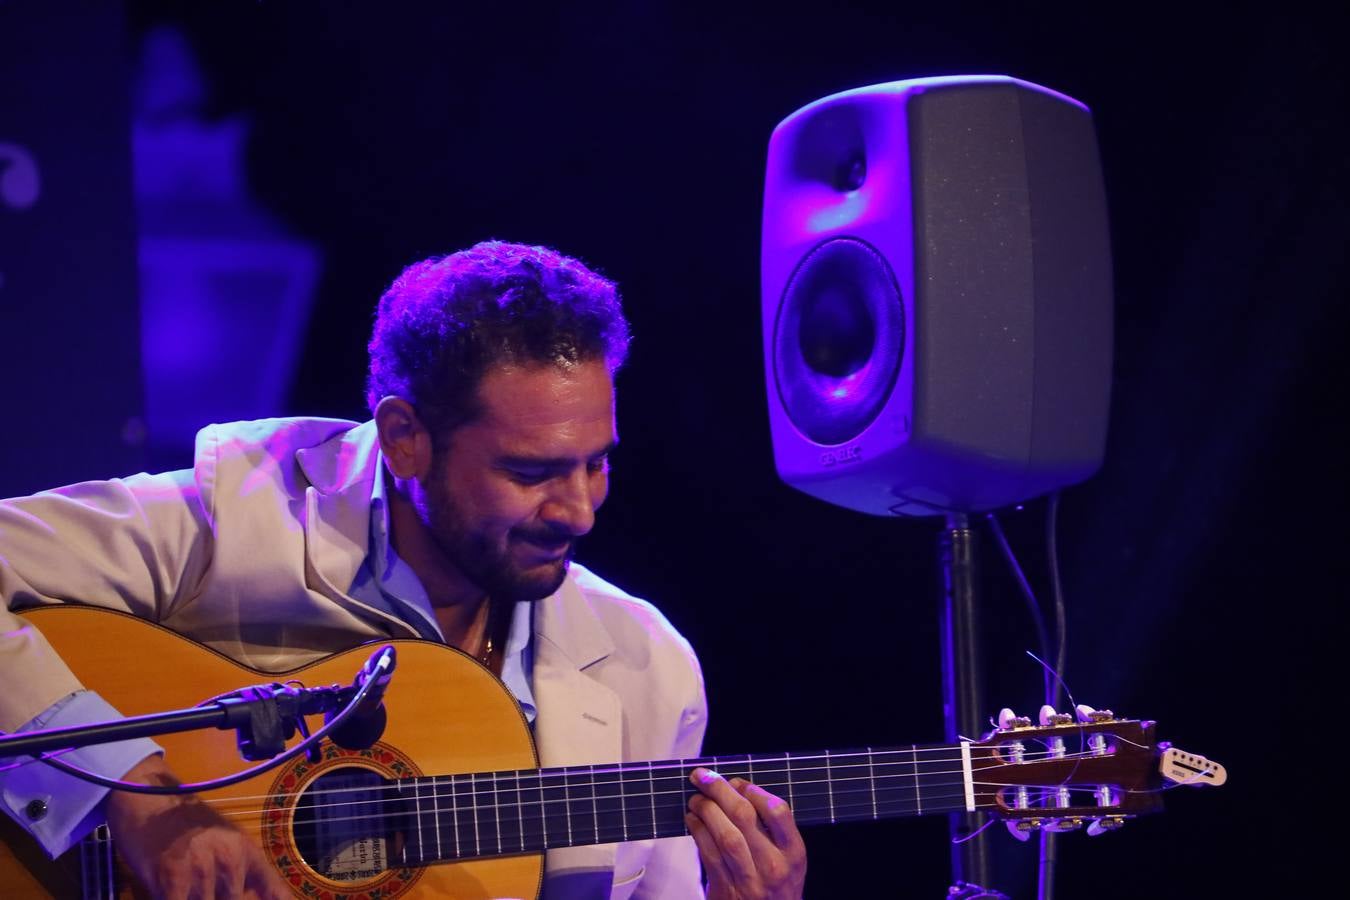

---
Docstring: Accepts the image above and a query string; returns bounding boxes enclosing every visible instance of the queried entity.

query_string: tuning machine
[1087,815,1127,837]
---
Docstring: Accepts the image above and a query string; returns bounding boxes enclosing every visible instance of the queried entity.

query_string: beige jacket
[0,417,707,899]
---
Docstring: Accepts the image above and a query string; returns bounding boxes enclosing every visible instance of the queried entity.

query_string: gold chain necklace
[477,600,494,668]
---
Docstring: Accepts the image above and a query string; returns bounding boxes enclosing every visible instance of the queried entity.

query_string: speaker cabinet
[762,76,1113,516]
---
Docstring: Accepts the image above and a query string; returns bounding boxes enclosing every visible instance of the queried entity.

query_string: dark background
[4,1,1345,896]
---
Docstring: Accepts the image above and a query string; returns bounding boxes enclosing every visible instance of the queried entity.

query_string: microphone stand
[939,513,1007,899]
[0,645,395,766]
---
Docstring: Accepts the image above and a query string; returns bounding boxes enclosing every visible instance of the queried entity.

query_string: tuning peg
[1045,817,1084,833]
[1075,704,1115,723]
[1038,705,1073,727]
[1086,816,1126,837]
[1006,819,1039,841]
[997,708,1032,730]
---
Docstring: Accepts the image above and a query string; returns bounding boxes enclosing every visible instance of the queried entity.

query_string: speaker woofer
[773,237,904,446]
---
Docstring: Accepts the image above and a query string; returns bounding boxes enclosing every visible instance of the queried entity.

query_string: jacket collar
[295,419,381,497]
[293,421,422,638]
[534,569,616,672]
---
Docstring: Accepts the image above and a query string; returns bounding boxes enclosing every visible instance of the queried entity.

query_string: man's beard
[422,475,575,605]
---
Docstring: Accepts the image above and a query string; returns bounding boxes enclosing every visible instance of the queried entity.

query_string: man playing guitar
[0,241,808,899]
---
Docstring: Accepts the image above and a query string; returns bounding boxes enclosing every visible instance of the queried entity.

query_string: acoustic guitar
[0,607,1224,898]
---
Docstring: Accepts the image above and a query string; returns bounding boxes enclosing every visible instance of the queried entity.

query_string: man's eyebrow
[497,440,619,470]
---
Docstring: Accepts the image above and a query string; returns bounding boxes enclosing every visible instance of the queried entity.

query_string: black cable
[1046,491,1067,712]
[987,493,1071,900]
[1038,490,1068,900]
[984,511,1054,705]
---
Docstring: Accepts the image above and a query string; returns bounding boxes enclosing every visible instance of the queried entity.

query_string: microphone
[325,645,397,750]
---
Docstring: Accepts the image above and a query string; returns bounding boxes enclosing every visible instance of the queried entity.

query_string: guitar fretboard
[393,744,974,865]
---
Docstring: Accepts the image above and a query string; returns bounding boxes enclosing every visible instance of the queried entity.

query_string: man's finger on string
[689,769,761,875]
[731,778,801,850]
[685,809,734,883]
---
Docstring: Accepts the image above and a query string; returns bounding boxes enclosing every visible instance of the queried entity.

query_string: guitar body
[0,607,544,899]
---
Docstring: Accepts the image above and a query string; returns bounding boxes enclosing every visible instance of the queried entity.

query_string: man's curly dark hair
[366,240,631,439]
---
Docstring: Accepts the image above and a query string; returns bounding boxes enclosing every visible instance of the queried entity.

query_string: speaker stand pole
[938,513,1002,897]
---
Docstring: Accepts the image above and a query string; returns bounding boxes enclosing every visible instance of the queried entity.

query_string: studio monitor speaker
[762,76,1113,516]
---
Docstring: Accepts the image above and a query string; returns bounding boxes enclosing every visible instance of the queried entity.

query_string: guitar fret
[648,761,657,838]
[825,749,835,823]
[564,769,574,845]
[431,775,443,860]
[492,771,502,855]
[452,773,466,859]
[538,769,548,848]
[472,773,482,857]
[589,765,599,843]
[912,745,922,816]
[618,763,629,841]
[413,777,426,863]
[868,747,877,819]
[515,769,525,853]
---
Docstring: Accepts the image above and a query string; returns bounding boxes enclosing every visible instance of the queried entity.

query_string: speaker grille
[773,237,904,446]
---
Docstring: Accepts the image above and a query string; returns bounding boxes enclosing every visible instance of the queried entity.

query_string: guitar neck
[394,744,975,865]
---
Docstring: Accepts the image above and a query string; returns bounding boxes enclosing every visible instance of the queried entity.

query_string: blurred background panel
[0,0,145,495]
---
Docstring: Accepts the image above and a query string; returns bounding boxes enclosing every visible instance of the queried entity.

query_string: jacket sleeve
[0,468,213,727]
[0,468,212,856]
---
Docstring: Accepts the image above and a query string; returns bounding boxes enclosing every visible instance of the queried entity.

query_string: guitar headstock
[970,705,1225,839]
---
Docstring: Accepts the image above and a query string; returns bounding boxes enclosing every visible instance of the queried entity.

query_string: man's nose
[541,469,604,536]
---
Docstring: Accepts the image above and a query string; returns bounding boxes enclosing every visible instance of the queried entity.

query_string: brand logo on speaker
[820,446,862,467]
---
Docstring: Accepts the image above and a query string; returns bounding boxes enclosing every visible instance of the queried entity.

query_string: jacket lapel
[295,421,420,639]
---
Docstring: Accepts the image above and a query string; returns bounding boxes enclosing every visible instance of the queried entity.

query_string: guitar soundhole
[293,766,408,882]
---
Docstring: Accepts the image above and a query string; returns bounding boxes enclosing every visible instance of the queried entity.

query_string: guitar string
[168,742,1123,813]
[202,770,1178,843]
[205,783,1117,855]
[234,779,1160,865]
[207,762,1092,823]
[183,748,1130,828]
[171,755,1053,820]
[211,784,1005,840]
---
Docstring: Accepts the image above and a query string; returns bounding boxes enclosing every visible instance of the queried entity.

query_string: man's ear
[374,396,434,480]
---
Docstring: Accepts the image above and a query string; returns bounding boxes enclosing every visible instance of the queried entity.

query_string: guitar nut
[24,799,47,821]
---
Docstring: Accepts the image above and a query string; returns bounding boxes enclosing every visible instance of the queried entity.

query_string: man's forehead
[470,359,617,446]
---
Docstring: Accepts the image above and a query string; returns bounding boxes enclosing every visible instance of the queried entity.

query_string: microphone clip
[212,644,398,760]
